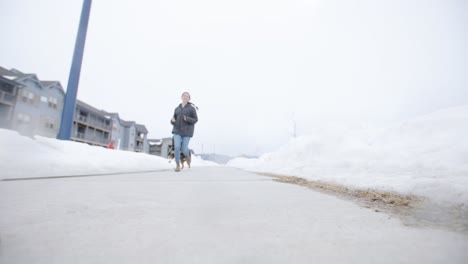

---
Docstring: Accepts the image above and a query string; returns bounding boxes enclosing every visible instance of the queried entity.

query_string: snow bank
[0,129,216,179]
[228,106,468,208]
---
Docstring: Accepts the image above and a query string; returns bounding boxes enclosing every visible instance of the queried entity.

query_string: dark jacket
[171,103,198,137]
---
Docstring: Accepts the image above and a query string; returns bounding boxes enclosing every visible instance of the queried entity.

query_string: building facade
[0,69,22,129]
[0,66,153,155]
[148,137,172,158]
[0,67,64,137]
[135,124,149,153]
[71,100,112,147]
[108,114,149,153]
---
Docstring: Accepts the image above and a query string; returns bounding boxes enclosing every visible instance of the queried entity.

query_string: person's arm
[170,109,177,125]
[184,107,198,124]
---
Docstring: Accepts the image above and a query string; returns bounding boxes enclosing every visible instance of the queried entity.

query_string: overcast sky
[1,0,467,156]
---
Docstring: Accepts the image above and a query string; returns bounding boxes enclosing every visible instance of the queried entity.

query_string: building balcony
[135,145,144,152]
[77,115,87,123]
[75,115,111,132]
[73,132,109,146]
[0,91,16,105]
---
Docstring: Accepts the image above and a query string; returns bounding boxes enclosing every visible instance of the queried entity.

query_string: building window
[17,113,31,124]
[48,97,58,109]
[0,83,14,94]
[21,90,35,104]
[21,90,28,102]
[44,118,55,129]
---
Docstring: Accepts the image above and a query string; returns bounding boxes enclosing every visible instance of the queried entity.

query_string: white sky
[1,0,467,156]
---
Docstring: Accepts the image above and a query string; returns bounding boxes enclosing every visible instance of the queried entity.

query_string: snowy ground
[1,106,467,262]
[1,106,467,211]
[227,106,468,210]
[1,167,467,264]
[0,129,217,180]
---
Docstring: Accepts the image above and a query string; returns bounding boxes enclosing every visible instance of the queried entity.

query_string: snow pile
[0,129,217,180]
[228,106,468,208]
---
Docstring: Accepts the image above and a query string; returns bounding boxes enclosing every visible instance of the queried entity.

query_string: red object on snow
[107,141,115,149]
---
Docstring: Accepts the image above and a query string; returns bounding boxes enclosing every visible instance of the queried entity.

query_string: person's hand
[183,116,187,121]
[171,117,176,123]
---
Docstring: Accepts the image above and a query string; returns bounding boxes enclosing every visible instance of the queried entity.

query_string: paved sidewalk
[1,167,467,263]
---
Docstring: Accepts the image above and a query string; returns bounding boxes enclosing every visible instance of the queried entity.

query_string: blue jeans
[173,134,191,165]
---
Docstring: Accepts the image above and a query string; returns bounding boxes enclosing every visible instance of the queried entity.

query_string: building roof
[0,67,22,81]
[107,112,144,129]
[11,72,42,88]
[76,99,110,118]
[120,119,136,127]
[1,67,58,92]
[148,139,162,146]
[0,75,23,87]
[77,101,149,133]
[148,137,172,145]
[107,113,134,127]
[40,81,65,95]
[7,69,36,81]
[135,124,148,133]
[106,112,119,118]
[40,81,57,87]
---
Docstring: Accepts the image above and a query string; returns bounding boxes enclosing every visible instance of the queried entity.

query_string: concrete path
[0,167,467,263]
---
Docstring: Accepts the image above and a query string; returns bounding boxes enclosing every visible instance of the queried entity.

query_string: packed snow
[0,129,217,179]
[227,106,468,209]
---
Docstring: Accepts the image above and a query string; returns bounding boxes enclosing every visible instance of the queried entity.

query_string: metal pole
[57,0,92,140]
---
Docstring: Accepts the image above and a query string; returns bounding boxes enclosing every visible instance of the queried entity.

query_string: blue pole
[58,0,92,140]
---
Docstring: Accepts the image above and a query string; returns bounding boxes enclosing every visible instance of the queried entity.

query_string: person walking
[170,92,198,172]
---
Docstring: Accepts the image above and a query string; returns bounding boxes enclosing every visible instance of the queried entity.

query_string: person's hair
[181,92,191,100]
[181,92,198,110]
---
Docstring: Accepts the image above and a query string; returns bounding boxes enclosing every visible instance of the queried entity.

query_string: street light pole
[57,0,92,140]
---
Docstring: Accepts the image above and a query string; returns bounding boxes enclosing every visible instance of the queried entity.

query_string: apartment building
[0,68,22,128]
[1,66,151,154]
[108,113,149,153]
[72,100,112,147]
[0,67,64,137]
[134,124,149,153]
[148,137,172,158]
